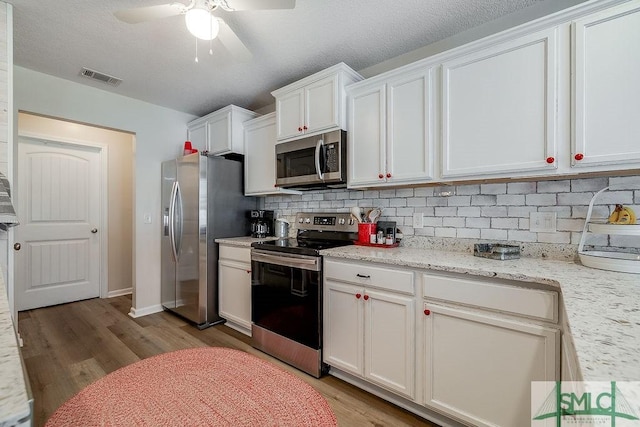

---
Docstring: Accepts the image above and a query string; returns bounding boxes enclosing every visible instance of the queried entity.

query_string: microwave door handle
[315,138,324,181]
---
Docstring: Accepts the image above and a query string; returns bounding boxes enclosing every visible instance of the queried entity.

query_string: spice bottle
[385,228,394,245]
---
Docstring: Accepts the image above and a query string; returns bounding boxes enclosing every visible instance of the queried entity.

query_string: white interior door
[15,137,102,311]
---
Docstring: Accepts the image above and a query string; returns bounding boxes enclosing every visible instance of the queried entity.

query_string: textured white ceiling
[9,0,560,116]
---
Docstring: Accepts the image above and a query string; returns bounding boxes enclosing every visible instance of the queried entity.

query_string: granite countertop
[215,236,279,247]
[0,273,31,426]
[321,245,640,382]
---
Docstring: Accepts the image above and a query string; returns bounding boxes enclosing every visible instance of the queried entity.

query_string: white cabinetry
[324,259,415,399]
[571,1,640,169]
[272,63,362,141]
[422,273,559,427]
[187,105,258,156]
[348,66,435,188]
[243,113,301,196]
[441,28,560,178]
[218,244,252,336]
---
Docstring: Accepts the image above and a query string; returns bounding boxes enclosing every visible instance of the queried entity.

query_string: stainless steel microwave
[275,130,347,189]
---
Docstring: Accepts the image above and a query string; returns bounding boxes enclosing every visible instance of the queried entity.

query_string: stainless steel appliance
[249,209,275,238]
[161,153,256,329]
[275,130,347,189]
[250,212,357,377]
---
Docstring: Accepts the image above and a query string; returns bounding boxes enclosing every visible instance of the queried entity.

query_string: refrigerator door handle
[173,181,183,261]
[168,181,179,263]
[163,207,170,236]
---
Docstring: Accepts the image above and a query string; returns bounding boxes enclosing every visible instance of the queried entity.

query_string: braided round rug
[46,347,337,427]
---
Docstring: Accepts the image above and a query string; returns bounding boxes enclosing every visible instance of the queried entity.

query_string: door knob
[91,228,98,234]
[13,243,21,251]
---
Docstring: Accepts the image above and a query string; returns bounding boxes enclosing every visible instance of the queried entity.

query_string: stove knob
[305,218,311,224]
[338,218,345,225]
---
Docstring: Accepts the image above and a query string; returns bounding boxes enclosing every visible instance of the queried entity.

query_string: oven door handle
[251,250,320,271]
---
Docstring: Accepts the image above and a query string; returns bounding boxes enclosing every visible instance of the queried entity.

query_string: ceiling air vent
[79,67,122,86]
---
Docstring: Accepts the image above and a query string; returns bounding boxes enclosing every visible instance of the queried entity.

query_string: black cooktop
[251,237,354,256]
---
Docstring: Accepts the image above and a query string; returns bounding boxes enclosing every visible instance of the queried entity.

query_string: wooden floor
[18,295,436,427]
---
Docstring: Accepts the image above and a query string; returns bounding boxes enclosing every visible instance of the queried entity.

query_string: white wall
[13,66,196,316]
[18,112,135,296]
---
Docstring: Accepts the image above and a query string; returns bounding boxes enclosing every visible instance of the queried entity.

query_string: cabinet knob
[303,125,308,130]
[574,153,584,161]
[386,173,391,178]
[298,127,303,132]
[355,293,362,299]
[363,295,369,301]
[378,173,384,179]
[546,157,555,164]
[424,309,431,316]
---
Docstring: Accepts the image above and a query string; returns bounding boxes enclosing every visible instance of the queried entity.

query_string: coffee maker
[249,210,275,238]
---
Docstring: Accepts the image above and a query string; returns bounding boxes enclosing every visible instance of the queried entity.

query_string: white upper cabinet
[272,63,363,142]
[187,105,259,156]
[243,113,300,196]
[348,66,436,188]
[571,1,640,169]
[441,28,559,178]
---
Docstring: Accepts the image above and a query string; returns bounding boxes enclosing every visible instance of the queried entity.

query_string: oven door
[251,249,322,349]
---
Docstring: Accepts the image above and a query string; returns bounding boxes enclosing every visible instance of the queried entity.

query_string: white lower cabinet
[324,259,416,399]
[218,244,252,336]
[422,273,560,427]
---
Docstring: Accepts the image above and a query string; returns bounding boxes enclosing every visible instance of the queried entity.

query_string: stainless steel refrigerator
[161,153,256,329]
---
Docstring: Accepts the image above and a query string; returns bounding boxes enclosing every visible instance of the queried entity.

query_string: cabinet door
[441,28,558,178]
[364,289,415,399]
[572,2,640,168]
[207,111,232,155]
[323,280,364,376]
[218,259,252,335]
[423,303,559,427]
[347,84,386,187]
[305,74,339,135]
[187,121,207,153]
[386,68,435,184]
[244,116,277,195]
[275,88,305,141]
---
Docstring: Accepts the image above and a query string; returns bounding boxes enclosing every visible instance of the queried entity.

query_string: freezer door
[161,160,177,309]
[173,154,202,323]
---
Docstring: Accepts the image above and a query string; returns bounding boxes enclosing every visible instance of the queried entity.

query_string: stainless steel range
[250,212,357,377]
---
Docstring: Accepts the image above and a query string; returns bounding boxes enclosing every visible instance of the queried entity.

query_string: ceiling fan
[114,0,296,62]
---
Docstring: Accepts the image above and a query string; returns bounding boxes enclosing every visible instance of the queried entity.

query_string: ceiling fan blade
[114,4,185,24]
[217,19,252,62]
[222,0,295,11]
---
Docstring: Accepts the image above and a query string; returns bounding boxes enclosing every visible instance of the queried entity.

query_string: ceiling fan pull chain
[195,38,199,63]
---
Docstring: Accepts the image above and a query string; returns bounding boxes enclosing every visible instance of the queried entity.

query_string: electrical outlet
[413,213,424,229]
[530,212,556,232]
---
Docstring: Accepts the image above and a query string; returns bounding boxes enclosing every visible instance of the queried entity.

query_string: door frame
[14,131,109,306]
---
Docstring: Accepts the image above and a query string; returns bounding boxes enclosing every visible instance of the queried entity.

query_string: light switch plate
[413,213,424,229]
[530,212,556,232]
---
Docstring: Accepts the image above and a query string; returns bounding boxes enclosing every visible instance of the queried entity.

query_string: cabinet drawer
[219,245,251,264]
[423,274,557,322]
[325,259,414,295]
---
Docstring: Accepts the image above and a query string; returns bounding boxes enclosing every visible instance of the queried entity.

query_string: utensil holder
[357,223,376,243]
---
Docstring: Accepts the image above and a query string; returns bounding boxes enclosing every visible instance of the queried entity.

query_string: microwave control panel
[325,143,339,172]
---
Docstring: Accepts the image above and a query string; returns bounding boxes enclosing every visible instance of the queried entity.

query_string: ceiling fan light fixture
[185,8,220,40]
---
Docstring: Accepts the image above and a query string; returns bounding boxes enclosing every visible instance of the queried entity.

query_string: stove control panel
[295,212,358,232]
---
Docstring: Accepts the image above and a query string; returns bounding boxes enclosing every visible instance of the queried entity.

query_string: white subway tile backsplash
[496,194,525,206]
[526,193,557,206]
[538,180,570,193]
[263,175,640,254]
[508,182,536,194]
[480,183,506,194]
[481,228,508,240]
